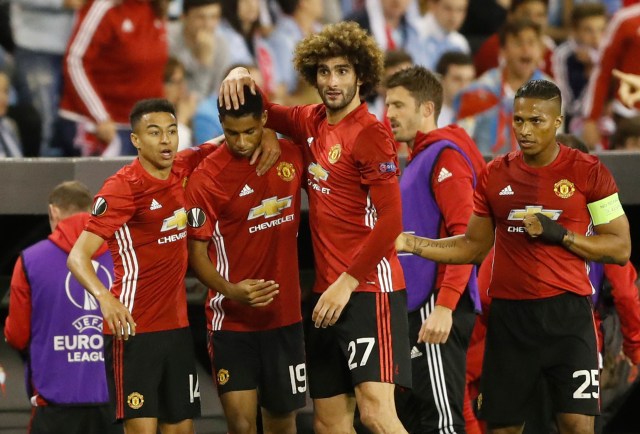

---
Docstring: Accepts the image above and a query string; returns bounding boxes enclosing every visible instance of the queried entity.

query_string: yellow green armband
[587,193,624,226]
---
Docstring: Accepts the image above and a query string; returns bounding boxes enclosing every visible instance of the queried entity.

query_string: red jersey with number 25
[265,102,405,294]
[474,145,619,300]
[186,141,303,332]
[86,145,215,333]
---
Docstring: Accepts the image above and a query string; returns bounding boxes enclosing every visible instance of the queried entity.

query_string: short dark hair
[49,181,93,212]
[218,85,263,121]
[556,134,589,154]
[499,18,542,47]
[510,0,548,13]
[515,79,561,103]
[275,0,300,15]
[386,66,443,120]
[435,51,473,76]
[130,99,176,130]
[384,49,413,70]
[611,116,640,150]
[571,3,606,28]
[182,0,220,14]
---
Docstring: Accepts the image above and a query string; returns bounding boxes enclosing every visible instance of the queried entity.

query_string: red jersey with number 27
[473,145,619,300]
[265,102,405,294]
[186,141,303,332]
[86,145,215,333]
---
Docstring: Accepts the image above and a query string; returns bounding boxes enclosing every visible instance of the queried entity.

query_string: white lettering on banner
[157,231,187,244]
[307,180,331,194]
[54,334,104,351]
[249,214,295,233]
[67,351,105,362]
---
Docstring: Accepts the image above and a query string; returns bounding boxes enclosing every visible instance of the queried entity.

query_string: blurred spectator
[0,70,22,157]
[474,0,555,78]
[169,0,237,99]
[164,57,197,150]
[582,4,640,149]
[55,0,169,157]
[268,0,323,96]
[552,3,607,132]
[0,0,14,53]
[219,0,283,100]
[459,0,509,53]
[435,51,475,127]
[453,18,549,155]
[610,115,640,151]
[10,0,85,156]
[346,0,424,66]
[192,63,263,144]
[370,49,413,120]
[418,0,470,70]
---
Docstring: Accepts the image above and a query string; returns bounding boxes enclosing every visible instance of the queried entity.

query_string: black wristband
[535,213,568,244]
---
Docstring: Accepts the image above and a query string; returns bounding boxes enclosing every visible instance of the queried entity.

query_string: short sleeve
[185,169,219,241]
[473,165,491,218]
[586,160,619,204]
[85,178,135,240]
[352,125,399,185]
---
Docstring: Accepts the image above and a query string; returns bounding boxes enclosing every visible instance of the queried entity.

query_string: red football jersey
[474,145,619,300]
[186,141,304,332]
[86,145,215,333]
[265,102,405,294]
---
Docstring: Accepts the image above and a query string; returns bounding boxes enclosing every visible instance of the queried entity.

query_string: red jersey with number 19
[185,141,303,332]
[264,102,405,294]
[473,145,619,300]
[86,145,215,333]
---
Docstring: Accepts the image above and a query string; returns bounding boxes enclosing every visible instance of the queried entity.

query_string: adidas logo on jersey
[150,199,163,210]
[410,346,423,359]
[239,184,254,197]
[499,185,514,196]
[437,167,452,183]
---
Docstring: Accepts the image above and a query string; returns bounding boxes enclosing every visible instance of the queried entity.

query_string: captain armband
[587,193,625,226]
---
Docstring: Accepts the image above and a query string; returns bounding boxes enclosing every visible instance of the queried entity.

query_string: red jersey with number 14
[473,145,619,300]
[86,145,215,333]
[186,141,303,332]
[265,102,405,294]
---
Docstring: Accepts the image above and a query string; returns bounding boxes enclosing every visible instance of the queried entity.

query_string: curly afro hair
[293,21,384,98]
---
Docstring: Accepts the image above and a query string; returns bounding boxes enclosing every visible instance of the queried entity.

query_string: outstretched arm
[397,214,495,265]
[68,231,136,339]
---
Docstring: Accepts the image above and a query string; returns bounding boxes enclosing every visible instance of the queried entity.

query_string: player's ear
[261,110,268,127]
[422,101,435,119]
[554,115,563,130]
[130,133,140,150]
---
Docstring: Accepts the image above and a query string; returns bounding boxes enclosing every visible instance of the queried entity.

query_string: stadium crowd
[2,1,640,434]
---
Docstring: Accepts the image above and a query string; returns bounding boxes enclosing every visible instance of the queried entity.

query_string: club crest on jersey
[248,196,293,220]
[308,162,329,181]
[127,392,144,409]
[91,197,107,217]
[182,177,189,189]
[277,162,296,181]
[328,144,342,164]
[507,205,562,221]
[187,208,206,228]
[554,179,575,199]
[217,369,230,385]
[161,208,188,231]
[379,162,397,174]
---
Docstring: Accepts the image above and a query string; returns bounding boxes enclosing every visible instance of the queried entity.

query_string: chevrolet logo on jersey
[308,162,329,181]
[507,206,562,221]
[161,208,188,231]
[248,196,293,220]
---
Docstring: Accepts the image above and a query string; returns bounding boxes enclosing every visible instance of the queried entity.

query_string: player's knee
[226,415,256,434]
[262,411,296,434]
[313,414,351,434]
[556,414,594,434]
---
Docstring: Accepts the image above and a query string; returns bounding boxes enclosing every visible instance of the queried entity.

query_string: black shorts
[306,291,411,399]
[30,405,122,434]
[104,328,201,423]
[479,292,600,426]
[396,290,476,433]
[208,321,306,414]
